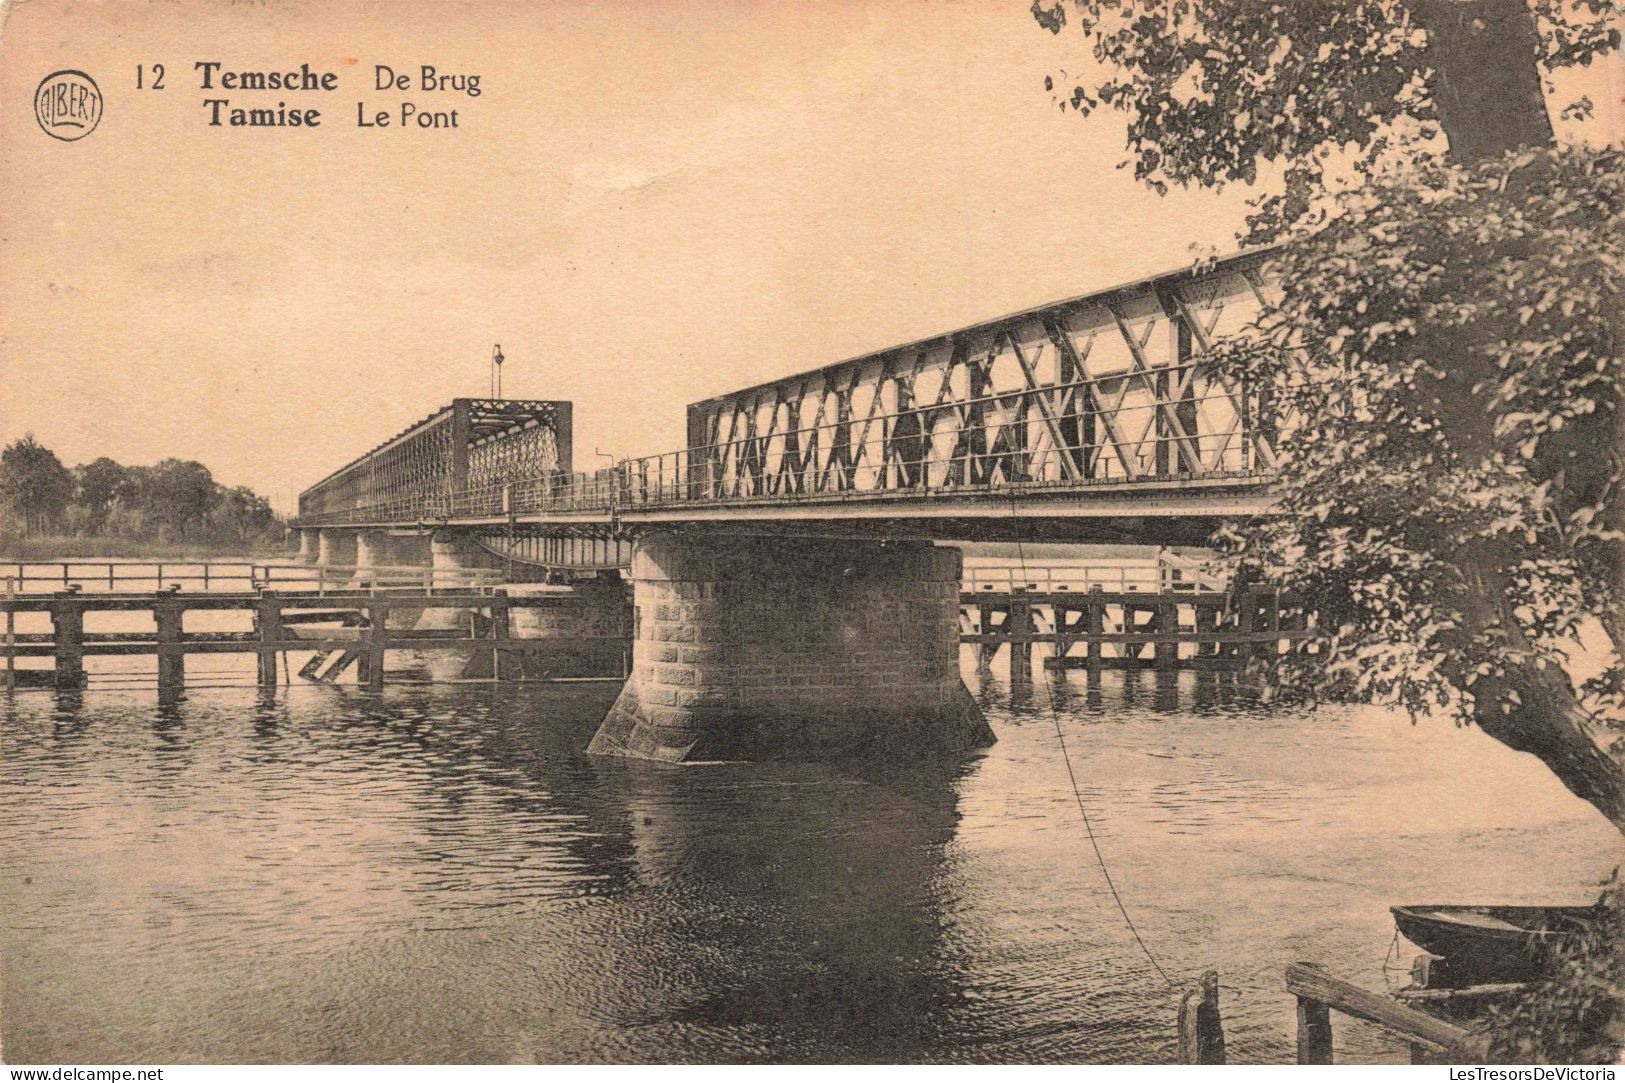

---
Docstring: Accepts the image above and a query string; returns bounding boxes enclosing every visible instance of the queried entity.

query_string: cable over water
[1004,488,1175,989]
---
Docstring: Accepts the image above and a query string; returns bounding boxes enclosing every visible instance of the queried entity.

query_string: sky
[0,0,1605,513]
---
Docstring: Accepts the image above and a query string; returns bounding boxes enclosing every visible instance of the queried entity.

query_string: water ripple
[1,669,1618,1063]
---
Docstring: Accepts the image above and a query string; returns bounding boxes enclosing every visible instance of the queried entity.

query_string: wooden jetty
[1,585,629,699]
[961,585,1311,681]
[4,561,1312,696]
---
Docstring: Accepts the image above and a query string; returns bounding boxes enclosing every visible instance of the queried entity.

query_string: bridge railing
[1,560,270,593]
[292,438,1270,527]
[259,564,507,594]
[452,469,623,518]
[618,387,1272,509]
[293,493,457,526]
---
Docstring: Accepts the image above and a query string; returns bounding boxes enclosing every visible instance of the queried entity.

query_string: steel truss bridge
[294,251,1282,554]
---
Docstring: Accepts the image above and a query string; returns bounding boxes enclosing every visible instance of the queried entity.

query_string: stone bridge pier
[429,530,509,583]
[354,530,431,575]
[315,529,357,568]
[588,533,994,762]
[409,531,501,679]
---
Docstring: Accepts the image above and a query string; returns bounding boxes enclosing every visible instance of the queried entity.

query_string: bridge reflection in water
[3,671,1615,1064]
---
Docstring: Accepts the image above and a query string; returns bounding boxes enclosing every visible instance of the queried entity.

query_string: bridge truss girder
[298,398,572,523]
[681,254,1280,506]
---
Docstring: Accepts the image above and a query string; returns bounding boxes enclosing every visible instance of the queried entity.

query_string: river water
[1,663,1619,1064]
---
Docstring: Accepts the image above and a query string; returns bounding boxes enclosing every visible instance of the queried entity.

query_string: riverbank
[0,536,293,561]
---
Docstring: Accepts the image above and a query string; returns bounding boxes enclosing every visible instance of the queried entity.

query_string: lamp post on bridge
[490,343,504,398]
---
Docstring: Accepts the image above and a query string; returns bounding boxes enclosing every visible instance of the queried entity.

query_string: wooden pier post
[50,594,85,690]
[1262,588,1282,665]
[155,601,184,701]
[1051,600,1071,673]
[4,575,15,692]
[1009,588,1032,687]
[363,601,388,691]
[1119,603,1141,662]
[489,592,516,681]
[976,601,997,671]
[1086,586,1104,676]
[1192,599,1215,659]
[1156,599,1179,670]
[255,593,282,690]
[1295,996,1334,1065]
[1177,970,1226,1064]
[1236,591,1256,665]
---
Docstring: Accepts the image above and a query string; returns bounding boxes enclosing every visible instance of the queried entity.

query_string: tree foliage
[1487,874,1625,1062]
[0,434,73,536]
[145,459,219,539]
[1033,0,1623,827]
[1032,0,1616,208]
[74,457,127,535]
[1210,145,1624,816]
[0,437,283,546]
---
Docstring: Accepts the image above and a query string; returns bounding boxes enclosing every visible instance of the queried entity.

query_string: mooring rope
[1004,484,1175,988]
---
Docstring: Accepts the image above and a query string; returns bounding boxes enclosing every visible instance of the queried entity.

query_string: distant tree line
[0,434,286,544]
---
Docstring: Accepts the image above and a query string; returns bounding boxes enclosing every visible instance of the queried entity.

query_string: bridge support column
[316,529,356,569]
[389,533,432,570]
[588,533,993,762]
[355,531,394,577]
[415,531,507,680]
[352,531,431,587]
[296,529,319,565]
[430,531,506,586]
[372,533,435,633]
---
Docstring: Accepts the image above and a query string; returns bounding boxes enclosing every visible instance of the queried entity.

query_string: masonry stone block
[588,533,993,762]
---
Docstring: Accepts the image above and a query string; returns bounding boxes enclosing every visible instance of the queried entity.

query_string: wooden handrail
[1285,962,1489,1063]
[0,560,511,596]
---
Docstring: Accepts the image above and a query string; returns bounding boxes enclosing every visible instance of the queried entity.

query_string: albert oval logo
[35,70,103,141]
